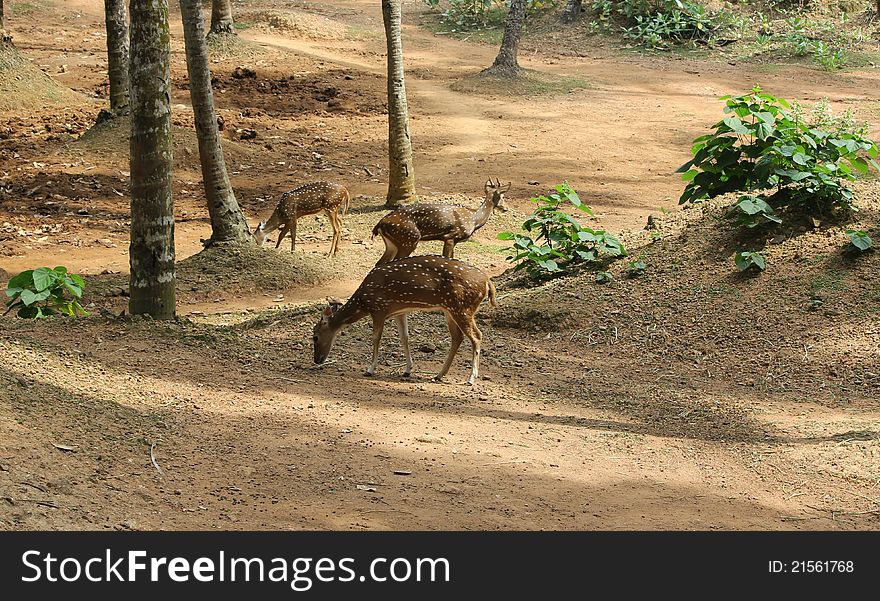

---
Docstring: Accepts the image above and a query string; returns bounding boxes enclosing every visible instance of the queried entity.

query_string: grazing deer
[254,181,350,256]
[313,255,497,385]
[372,178,511,266]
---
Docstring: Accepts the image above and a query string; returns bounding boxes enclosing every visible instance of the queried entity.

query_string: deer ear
[485,179,493,190]
[502,182,511,193]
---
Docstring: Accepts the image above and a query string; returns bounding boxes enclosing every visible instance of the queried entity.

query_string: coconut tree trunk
[129,0,175,319]
[561,0,582,23]
[483,0,526,76]
[209,0,235,35]
[180,0,251,245]
[381,0,416,209]
[103,0,130,114]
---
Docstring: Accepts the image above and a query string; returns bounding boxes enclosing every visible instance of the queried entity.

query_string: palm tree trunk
[103,0,130,114]
[129,0,175,319]
[561,0,582,23]
[210,0,235,35]
[381,0,417,208]
[180,0,251,245]
[483,0,526,76]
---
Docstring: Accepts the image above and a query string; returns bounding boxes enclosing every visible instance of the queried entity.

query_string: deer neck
[329,299,368,331]
[469,195,496,233]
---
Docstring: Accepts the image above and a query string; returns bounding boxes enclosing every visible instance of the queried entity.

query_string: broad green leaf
[32,267,57,292]
[7,270,34,290]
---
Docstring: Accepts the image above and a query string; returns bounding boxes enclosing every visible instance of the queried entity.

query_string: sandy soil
[0,0,878,531]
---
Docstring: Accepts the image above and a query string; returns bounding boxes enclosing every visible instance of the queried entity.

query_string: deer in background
[254,181,350,256]
[371,178,511,266]
[312,255,497,385]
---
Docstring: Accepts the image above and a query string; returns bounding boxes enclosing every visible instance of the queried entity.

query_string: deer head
[484,178,511,213]
[313,303,342,364]
[253,220,268,245]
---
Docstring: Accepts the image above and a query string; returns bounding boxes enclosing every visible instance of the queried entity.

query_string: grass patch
[810,269,847,293]
[450,69,590,97]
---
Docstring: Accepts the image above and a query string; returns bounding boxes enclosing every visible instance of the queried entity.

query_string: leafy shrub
[5,266,88,318]
[845,229,874,252]
[604,0,737,49]
[677,87,879,218]
[595,270,614,283]
[424,0,506,31]
[734,251,766,272]
[498,182,627,278]
[625,259,647,277]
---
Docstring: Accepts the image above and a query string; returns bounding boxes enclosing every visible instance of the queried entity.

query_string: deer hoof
[363,370,375,377]
[402,371,412,379]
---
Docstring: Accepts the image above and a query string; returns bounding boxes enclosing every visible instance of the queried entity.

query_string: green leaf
[537,259,560,272]
[497,232,515,240]
[19,289,38,306]
[7,270,34,291]
[722,116,750,135]
[32,267,57,292]
[846,230,873,251]
[851,157,869,175]
[680,169,699,182]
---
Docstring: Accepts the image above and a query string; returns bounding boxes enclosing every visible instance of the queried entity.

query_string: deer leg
[435,313,464,382]
[442,239,456,258]
[290,217,298,252]
[366,315,386,377]
[328,210,341,256]
[394,314,413,377]
[274,224,289,249]
[458,317,483,386]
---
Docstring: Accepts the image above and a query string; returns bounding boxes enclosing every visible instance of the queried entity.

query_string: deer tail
[487,279,498,307]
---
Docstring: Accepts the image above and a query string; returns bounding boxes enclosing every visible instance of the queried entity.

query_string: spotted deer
[372,179,511,266]
[254,181,350,256]
[312,255,497,385]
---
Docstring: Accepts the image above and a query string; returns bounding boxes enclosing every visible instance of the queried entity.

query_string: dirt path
[1,0,879,532]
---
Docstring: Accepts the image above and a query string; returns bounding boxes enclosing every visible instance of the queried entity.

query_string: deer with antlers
[371,178,511,266]
[312,255,497,385]
[254,181,350,256]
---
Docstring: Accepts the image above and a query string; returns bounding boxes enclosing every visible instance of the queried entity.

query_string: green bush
[4,266,88,318]
[845,229,873,252]
[498,182,627,278]
[677,87,879,217]
[734,251,766,272]
[600,0,738,49]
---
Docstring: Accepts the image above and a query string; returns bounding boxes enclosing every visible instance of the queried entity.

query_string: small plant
[5,266,88,318]
[677,87,879,220]
[734,250,766,272]
[845,229,874,252]
[498,182,627,278]
[625,259,647,277]
[730,194,782,229]
[595,271,614,284]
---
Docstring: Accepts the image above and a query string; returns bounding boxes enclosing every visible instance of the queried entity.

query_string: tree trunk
[1,0,5,31]
[209,0,235,35]
[129,0,175,319]
[561,0,582,24]
[483,0,526,76]
[381,0,417,209]
[180,0,251,245]
[103,0,130,114]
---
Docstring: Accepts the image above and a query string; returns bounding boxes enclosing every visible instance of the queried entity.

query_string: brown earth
[0,0,878,531]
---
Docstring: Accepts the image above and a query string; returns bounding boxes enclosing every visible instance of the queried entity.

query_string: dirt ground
[1,0,879,531]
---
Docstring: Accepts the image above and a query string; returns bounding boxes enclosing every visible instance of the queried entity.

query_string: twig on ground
[150,443,165,478]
